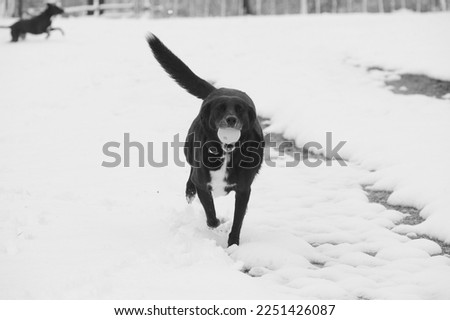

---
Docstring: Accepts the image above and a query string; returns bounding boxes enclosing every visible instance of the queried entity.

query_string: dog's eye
[235,104,243,114]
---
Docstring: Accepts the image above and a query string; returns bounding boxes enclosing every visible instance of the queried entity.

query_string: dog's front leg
[10,29,20,42]
[196,188,220,228]
[228,188,251,246]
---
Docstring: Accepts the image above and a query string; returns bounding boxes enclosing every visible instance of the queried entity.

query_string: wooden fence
[1,0,449,17]
[0,0,15,16]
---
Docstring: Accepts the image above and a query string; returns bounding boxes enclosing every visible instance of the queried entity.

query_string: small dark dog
[0,3,64,42]
[147,34,265,246]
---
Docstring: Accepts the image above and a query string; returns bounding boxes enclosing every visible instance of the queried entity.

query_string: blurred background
[1,0,448,18]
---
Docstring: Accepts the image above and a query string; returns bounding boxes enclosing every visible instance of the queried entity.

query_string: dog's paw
[206,218,220,229]
[186,194,195,204]
[185,184,196,204]
[185,188,196,204]
[227,236,240,247]
[226,244,239,254]
[210,219,231,234]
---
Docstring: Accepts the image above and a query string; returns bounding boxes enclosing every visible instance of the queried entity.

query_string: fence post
[135,0,144,16]
[332,0,337,13]
[416,0,422,12]
[400,0,406,9]
[189,0,195,16]
[378,0,384,12]
[243,0,254,14]
[283,0,289,14]
[301,0,307,14]
[173,0,179,17]
[3,0,13,17]
[16,0,22,18]
[203,0,208,16]
[389,0,395,11]
[315,0,320,13]
[0,0,3,17]
[256,0,262,15]
[440,0,447,10]
[220,0,226,16]
[270,0,276,14]
[238,0,244,15]
[93,0,100,16]
[362,0,367,12]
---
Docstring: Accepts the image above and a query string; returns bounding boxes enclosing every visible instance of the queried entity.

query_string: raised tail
[146,33,215,100]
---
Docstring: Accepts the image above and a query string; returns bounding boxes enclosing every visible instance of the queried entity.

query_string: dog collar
[208,143,238,156]
[222,143,237,153]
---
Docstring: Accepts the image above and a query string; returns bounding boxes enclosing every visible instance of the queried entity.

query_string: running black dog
[1,3,64,42]
[147,34,265,246]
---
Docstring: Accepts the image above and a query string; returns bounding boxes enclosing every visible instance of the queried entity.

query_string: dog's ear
[200,102,212,129]
[247,105,257,129]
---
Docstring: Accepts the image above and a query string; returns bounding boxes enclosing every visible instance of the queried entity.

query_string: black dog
[1,3,64,42]
[147,34,265,246]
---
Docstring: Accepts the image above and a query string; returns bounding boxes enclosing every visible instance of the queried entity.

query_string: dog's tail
[146,33,215,100]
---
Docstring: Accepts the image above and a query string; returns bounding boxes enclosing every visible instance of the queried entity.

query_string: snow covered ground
[0,12,449,299]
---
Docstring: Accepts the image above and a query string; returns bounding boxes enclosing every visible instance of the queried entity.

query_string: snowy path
[1,15,450,299]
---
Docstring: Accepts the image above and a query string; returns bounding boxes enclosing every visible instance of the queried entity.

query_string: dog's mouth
[217,127,241,145]
[217,125,242,132]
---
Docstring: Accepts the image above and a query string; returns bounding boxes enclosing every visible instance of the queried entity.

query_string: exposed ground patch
[260,117,449,256]
[363,187,449,256]
[260,120,329,164]
[368,66,450,99]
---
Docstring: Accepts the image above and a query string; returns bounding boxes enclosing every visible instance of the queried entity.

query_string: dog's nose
[226,115,237,127]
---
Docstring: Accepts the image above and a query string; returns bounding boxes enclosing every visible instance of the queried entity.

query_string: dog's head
[46,3,65,15]
[199,88,257,135]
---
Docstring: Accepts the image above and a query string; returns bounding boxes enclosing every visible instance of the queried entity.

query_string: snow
[1,12,450,299]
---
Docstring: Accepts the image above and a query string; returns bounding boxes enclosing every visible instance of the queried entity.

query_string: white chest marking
[208,154,234,197]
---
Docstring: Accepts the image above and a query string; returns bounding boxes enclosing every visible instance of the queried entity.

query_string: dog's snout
[226,115,238,127]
